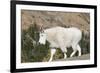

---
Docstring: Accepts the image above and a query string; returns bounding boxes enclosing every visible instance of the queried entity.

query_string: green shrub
[80,31,90,54]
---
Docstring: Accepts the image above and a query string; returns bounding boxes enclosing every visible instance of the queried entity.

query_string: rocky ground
[54,54,90,61]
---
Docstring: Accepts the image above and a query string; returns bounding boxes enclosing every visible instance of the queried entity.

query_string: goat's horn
[40,25,44,31]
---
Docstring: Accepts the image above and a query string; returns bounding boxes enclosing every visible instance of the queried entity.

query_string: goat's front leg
[61,47,67,59]
[49,48,56,62]
[64,52,67,59]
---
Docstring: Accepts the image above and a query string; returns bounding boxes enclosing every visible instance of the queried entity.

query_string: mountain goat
[39,26,82,62]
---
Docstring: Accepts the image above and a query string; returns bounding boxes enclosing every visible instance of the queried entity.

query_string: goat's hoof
[79,55,81,56]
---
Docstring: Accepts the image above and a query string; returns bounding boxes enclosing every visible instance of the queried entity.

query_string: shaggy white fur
[39,26,82,62]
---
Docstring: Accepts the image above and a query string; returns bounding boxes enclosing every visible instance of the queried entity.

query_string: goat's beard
[39,38,46,45]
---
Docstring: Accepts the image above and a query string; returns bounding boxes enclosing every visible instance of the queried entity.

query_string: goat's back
[44,27,82,48]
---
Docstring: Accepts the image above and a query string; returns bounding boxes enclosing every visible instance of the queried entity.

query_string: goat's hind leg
[77,44,81,56]
[70,44,81,57]
[49,48,56,62]
[70,45,77,57]
[70,49,77,57]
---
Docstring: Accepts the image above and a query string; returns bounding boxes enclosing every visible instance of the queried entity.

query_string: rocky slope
[21,10,90,34]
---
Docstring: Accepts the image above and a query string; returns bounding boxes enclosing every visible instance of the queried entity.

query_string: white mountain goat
[39,26,82,62]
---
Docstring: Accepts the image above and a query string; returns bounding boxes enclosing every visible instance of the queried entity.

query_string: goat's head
[38,25,46,45]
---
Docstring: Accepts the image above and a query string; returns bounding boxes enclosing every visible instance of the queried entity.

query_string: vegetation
[21,25,90,63]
